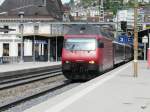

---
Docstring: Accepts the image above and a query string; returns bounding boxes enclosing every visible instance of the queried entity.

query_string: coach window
[101,29,107,38]
[4,25,9,33]
[98,41,104,48]
[38,0,46,7]
[42,0,46,6]
[3,43,9,56]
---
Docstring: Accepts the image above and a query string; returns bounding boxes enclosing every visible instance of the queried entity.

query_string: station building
[0,0,69,63]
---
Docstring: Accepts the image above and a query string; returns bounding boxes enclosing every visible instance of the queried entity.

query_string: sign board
[35,40,47,44]
[128,37,133,44]
[142,36,148,43]
[146,24,150,29]
[118,35,128,44]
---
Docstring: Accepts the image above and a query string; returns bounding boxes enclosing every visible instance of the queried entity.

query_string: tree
[70,0,74,6]
[81,0,96,7]
[126,1,135,8]
[104,0,124,14]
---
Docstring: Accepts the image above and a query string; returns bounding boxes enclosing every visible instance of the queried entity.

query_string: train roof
[66,24,115,40]
[67,25,100,35]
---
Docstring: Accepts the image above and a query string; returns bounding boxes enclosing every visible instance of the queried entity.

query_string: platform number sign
[118,35,128,44]
[119,37,124,42]
[128,37,133,44]
[118,35,133,44]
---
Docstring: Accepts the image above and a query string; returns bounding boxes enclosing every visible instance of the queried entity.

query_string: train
[62,25,133,81]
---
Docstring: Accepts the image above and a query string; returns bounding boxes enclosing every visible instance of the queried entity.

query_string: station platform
[0,62,61,76]
[24,61,150,112]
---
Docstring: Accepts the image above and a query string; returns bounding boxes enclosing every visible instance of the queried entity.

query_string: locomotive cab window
[64,38,97,51]
[98,41,104,48]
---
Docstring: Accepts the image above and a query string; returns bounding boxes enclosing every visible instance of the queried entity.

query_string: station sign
[118,35,128,44]
[146,24,150,29]
[35,40,47,44]
[118,35,133,44]
[128,37,133,44]
[142,36,148,43]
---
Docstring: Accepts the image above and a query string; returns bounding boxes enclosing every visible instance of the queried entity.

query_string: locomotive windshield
[64,38,96,51]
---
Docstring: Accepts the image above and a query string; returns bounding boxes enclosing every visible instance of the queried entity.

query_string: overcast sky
[0,0,4,5]
[0,0,70,5]
[62,0,70,4]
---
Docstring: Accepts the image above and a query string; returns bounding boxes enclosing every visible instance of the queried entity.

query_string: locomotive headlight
[65,61,70,63]
[89,60,95,64]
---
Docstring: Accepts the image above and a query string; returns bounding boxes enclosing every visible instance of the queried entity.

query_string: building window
[3,43,9,56]
[34,25,39,34]
[39,0,46,7]
[4,25,9,33]
[18,43,21,56]
[19,24,24,34]
[42,0,46,5]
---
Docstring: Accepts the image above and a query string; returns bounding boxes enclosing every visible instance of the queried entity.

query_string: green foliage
[126,1,135,8]
[70,0,145,15]
[81,0,94,7]
[104,0,124,14]
[70,0,74,5]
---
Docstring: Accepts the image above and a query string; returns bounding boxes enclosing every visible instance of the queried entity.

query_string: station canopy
[138,29,150,37]
[138,29,150,48]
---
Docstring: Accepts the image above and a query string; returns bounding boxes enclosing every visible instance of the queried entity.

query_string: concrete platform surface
[24,61,150,112]
[0,62,61,73]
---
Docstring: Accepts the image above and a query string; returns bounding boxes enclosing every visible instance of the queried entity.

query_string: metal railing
[0,56,21,64]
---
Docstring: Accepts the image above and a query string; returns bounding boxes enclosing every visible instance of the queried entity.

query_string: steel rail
[0,70,62,90]
[0,77,70,110]
[0,67,72,110]
[0,69,61,84]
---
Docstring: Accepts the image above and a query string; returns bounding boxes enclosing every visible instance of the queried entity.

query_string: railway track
[0,63,130,111]
[0,67,72,111]
[0,69,62,90]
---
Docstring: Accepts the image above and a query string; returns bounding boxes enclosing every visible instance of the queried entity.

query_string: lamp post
[133,0,138,77]
[33,22,39,62]
[56,25,58,62]
[116,10,119,38]
[18,11,24,63]
[99,0,104,22]
[99,0,101,22]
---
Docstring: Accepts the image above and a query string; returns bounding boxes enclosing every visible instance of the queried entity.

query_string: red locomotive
[62,25,132,80]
